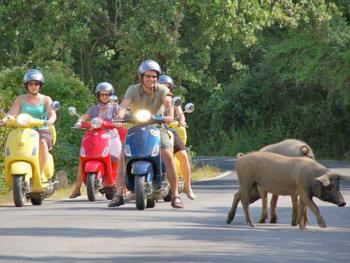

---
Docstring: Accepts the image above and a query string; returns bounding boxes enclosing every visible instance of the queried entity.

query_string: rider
[69,82,123,198]
[0,69,57,178]
[158,75,195,200]
[108,59,184,208]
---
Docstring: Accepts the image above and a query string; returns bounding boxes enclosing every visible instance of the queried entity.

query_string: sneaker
[185,188,196,200]
[108,195,125,207]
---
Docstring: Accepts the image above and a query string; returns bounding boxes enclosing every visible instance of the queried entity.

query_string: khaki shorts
[160,127,174,151]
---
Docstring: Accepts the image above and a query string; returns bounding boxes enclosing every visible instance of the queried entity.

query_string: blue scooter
[123,109,169,210]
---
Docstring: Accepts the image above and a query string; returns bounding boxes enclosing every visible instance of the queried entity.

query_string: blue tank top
[21,95,48,130]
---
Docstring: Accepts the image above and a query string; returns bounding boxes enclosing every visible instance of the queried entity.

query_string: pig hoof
[227,217,233,224]
[259,218,266,223]
[270,217,277,224]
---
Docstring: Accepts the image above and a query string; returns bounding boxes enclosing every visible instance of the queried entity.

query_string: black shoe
[108,195,125,207]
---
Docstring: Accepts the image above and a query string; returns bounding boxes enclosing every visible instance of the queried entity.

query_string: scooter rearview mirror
[184,103,195,113]
[110,95,118,103]
[68,106,80,117]
[172,96,182,107]
[50,101,61,111]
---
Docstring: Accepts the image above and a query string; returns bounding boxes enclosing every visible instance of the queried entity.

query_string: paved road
[0,157,350,262]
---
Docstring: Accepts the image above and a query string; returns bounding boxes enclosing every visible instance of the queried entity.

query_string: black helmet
[95,82,115,97]
[23,69,45,85]
[138,60,161,76]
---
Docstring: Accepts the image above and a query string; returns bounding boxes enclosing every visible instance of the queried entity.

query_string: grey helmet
[158,75,174,90]
[95,82,115,98]
[138,60,161,76]
[23,69,45,85]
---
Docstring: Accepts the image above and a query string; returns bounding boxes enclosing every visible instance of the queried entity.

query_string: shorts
[38,130,53,150]
[172,130,186,154]
[160,127,174,151]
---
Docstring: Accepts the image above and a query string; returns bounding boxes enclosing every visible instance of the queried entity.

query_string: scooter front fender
[84,160,105,176]
[7,161,32,188]
[131,161,153,176]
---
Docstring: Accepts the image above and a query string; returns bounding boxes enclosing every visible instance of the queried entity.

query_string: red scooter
[68,106,127,201]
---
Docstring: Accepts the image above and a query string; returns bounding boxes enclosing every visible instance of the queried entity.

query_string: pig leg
[227,191,241,224]
[297,198,307,229]
[240,184,256,227]
[259,189,268,223]
[270,194,278,224]
[291,194,298,226]
[304,197,326,228]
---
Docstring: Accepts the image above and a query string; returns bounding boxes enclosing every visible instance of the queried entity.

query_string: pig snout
[338,201,346,207]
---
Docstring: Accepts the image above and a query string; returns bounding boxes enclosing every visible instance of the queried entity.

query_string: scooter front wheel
[135,176,146,210]
[87,173,97,201]
[13,176,27,207]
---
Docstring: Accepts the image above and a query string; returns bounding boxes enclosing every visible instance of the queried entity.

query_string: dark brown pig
[228,151,346,229]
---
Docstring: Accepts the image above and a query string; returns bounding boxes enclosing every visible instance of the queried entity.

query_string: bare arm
[163,95,174,124]
[115,98,132,119]
[45,96,57,125]
[175,105,186,126]
[6,96,22,117]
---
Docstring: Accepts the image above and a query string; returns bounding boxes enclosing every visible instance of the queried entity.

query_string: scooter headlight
[17,114,31,126]
[124,144,131,156]
[91,117,103,129]
[135,110,151,123]
[151,145,160,157]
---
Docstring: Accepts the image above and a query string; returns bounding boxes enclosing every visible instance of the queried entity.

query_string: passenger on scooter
[69,82,123,198]
[0,69,57,179]
[108,59,184,208]
[158,75,195,200]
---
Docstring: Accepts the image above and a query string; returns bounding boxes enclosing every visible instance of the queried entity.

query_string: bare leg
[175,150,195,200]
[39,139,49,178]
[162,148,182,208]
[69,166,82,198]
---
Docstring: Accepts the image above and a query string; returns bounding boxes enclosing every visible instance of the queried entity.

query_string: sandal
[171,195,184,209]
[69,192,81,199]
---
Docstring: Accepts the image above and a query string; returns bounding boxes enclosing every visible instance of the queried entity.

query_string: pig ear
[315,174,331,186]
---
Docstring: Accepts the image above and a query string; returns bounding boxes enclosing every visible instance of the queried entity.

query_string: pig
[229,151,346,229]
[228,139,315,226]
[259,139,315,225]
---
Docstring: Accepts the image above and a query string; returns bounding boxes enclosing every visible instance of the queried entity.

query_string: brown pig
[259,139,315,225]
[228,151,346,229]
[228,139,315,226]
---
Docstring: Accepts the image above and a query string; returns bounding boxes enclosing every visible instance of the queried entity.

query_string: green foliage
[1,0,350,165]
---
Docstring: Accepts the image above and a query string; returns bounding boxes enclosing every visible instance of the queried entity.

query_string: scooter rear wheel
[13,176,26,207]
[87,173,97,201]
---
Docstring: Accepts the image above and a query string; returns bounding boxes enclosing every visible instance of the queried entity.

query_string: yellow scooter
[163,100,195,201]
[0,101,60,207]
